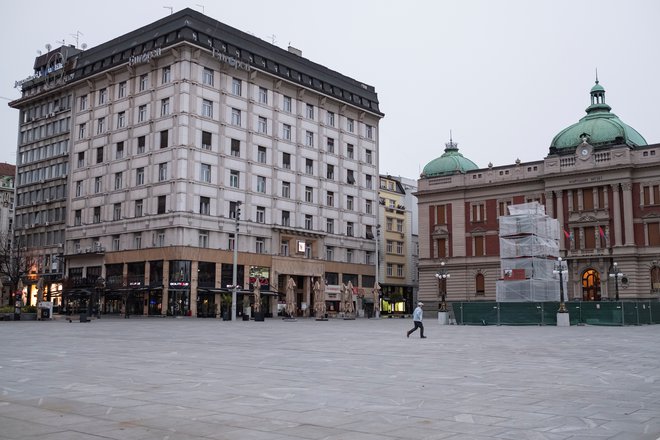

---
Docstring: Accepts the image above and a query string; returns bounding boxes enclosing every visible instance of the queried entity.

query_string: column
[556,191,565,250]
[162,260,170,316]
[545,191,554,217]
[611,184,622,246]
[190,260,198,318]
[622,182,635,246]
[144,261,151,315]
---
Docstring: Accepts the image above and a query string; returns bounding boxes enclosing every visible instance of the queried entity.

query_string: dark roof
[0,163,16,177]
[65,8,382,116]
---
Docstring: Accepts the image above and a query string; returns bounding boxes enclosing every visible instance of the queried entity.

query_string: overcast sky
[2,0,659,179]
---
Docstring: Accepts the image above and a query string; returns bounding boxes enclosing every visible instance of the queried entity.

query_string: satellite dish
[81,43,87,50]
[37,50,42,56]
[45,43,52,51]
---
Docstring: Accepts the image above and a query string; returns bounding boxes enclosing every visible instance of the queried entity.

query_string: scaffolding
[496,202,564,302]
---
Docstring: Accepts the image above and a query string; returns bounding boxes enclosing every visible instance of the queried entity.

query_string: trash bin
[80,313,89,323]
[41,308,50,319]
[242,314,249,321]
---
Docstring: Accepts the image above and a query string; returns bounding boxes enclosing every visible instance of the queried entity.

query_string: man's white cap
[417,302,424,306]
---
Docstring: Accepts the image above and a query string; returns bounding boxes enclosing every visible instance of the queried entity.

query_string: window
[282,123,291,140]
[347,195,354,210]
[256,206,265,223]
[327,164,334,180]
[257,176,266,193]
[161,66,171,84]
[231,108,241,126]
[305,158,313,174]
[201,163,211,183]
[327,111,335,126]
[74,209,81,226]
[326,191,334,206]
[93,206,101,223]
[257,146,267,163]
[200,196,210,215]
[230,170,239,188]
[96,147,104,164]
[347,143,354,159]
[366,199,373,214]
[157,195,166,214]
[94,176,101,193]
[98,88,107,105]
[305,214,313,230]
[137,136,146,154]
[282,181,290,198]
[306,131,314,147]
[138,105,147,122]
[118,81,127,98]
[199,230,209,248]
[139,74,148,91]
[135,167,144,186]
[281,239,289,256]
[258,87,268,104]
[326,218,334,234]
[327,138,335,153]
[386,240,394,253]
[347,222,354,237]
[202,67,214,86]
[396,264,404,278]
[230,138,240,157]
[347,169,355,184]
[366,174,373,189]
[256,238,265,254]
[134,233,142,250]
[135,199,143,217]
[326,246,334,261]
[474,235,485,256]
[386,263,393,277]
[366,225,374,239]
[160,130,169,148]
[306,104,314,119]
[202,99,213,118]
[230,201,241,219]
[396,241,404,255]
[282,210,290,226]
[282,152,291,169]
[366,149,373,164]
[117,111,126,128]
[112,235,120,251]
[116,142,124,159]
[347,249,353,263]
[366,124,374,139]
[232,78,242,95]
[396,219,404,233]
[283,95,292,112]
[229,234,235,251]
[202,131,212,150]
[305,186,313,203]
[114,172,123,189]
[78,123,86,139]
[158,163,167,181]
[258,116,267,134]
[79,95,87,111]
[161,98,170,116]
[113,203,121,221]
[347,118,354,132]
[156,231,165,246]
[471,203,485,222]
[75,180,82,197]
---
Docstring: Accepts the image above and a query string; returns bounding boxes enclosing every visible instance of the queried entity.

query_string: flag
[563,229,570,239]
[599,226,605,238]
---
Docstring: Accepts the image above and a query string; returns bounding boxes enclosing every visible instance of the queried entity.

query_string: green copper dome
[422,138,478,177]
[550,80,647,150]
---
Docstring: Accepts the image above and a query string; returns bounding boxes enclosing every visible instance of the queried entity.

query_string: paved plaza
[1,317,659,440]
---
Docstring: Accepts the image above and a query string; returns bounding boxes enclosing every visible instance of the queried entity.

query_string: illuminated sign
[211,48,251,71]
[129,48,162,66]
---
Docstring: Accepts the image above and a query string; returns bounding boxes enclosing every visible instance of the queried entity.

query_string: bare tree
[0,235,35,305]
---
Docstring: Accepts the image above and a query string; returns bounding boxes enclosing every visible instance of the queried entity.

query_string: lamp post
[435,262,450,312]
[609,262,623,301]
[553,257,568,313]
[231,202,242,321]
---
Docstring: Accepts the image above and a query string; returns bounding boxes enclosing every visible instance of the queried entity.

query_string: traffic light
[236,207,241,220]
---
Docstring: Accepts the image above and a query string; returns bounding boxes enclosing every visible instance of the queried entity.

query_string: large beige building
[9,9,383,317]
[416,81,660,312]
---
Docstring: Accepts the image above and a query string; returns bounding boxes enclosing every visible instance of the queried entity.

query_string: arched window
[475,273,485,296]
[651,266,660,293]
[581,269,601,301]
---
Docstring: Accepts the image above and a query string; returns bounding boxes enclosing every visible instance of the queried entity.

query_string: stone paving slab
[1,317,659,439]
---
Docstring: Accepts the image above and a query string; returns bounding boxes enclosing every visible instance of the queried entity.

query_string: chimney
[287,46,302,57]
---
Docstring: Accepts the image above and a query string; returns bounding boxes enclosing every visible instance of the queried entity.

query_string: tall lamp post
[435,262,450,312]
[553,257,568,313]
[609,262,623,301]
[231,202,242,321]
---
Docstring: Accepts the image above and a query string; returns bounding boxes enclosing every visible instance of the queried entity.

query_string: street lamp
[553,257,568,313]
[435,262,450,312]
[231,201,242,321]
[609,262,624,301]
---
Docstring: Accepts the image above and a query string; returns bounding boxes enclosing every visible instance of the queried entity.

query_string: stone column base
[556,312,570,327]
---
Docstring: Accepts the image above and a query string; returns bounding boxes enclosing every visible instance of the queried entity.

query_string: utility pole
[231,202,242,321]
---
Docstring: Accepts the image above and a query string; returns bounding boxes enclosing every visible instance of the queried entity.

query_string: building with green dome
[416,80,660,314]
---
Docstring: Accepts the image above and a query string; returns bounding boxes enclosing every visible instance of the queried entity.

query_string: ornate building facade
[416,81,660,311]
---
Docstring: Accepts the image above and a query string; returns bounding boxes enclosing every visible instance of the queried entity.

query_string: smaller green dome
[422,139,478,177]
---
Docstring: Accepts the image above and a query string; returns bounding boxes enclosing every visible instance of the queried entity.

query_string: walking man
[407,302,426,338]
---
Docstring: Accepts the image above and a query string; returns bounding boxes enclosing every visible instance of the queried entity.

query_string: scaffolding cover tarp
[496,279,563,302]
[499,215,560,239]
[500,257,558,280]
[507,202,546,216]
[500,235,559,258]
